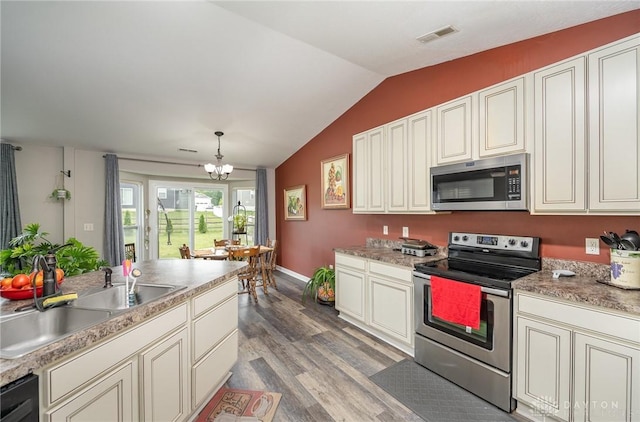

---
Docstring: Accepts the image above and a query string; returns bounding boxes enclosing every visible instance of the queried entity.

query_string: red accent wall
[276,10,640,278]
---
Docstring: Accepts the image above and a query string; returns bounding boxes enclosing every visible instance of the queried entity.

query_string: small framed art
[284,185,307,220]
[321,153,349,209]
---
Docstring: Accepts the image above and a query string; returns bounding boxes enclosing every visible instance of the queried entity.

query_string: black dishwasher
[0,373,39,422]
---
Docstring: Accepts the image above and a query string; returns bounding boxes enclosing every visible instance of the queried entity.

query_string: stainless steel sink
[70,283,185,311]
[0,307,113,359]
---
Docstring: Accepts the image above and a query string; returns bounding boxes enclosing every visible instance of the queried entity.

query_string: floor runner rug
[195,388,282,422]
[370,359,517,422]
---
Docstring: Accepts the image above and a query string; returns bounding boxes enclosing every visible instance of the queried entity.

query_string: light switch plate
[402,227,409,238]
[383,225,388,235]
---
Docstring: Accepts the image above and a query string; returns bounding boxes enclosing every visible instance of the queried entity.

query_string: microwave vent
[416,25,458,44]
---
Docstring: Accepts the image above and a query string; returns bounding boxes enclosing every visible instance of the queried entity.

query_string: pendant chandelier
[204,131,233,180]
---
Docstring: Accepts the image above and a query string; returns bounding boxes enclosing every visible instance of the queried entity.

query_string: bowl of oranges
[0,269,64,300]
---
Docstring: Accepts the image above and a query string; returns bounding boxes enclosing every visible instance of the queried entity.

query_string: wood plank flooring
[226,271,423,421]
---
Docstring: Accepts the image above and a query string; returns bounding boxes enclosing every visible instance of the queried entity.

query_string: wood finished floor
[226,271,423,422]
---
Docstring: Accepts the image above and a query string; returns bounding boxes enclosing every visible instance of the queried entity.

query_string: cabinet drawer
[192,295,238,362]
[517,293,640,344]
[192,277,237,318]
[368,261,411,284]
[192,329,238,409]
[335,254,366,271]
[44,304,188,405]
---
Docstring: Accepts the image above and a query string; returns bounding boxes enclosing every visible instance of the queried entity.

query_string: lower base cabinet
[39,277,239,421]
[335,253,413,355]
[46,361,137,421]
[514,291,640,422]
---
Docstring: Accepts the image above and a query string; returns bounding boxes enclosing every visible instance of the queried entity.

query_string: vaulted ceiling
[2,1,638,178]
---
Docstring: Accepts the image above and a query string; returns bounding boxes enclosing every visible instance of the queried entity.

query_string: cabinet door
[435,95,473,165]
[367,126,386,212]
[368,275,412,347]
[573,333,640,422]
[588,36,640,212]
[46,361,137,422]
[516,317,571,422]
[533,57,587,212]
[386,118,408,212]
[352,132,368,212]
[141,328,189,422]
[407,110,432,211]
[479,77,525,158]
[335,265,366,323]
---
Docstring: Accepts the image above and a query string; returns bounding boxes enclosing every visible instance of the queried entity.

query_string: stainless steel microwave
[431,153,528,211]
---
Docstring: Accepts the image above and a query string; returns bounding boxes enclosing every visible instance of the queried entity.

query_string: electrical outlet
[402,227,409,238]
[383,225,388,235]
[585,238,600,255]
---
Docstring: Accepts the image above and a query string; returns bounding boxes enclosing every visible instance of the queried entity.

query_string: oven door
[413,271,512,372]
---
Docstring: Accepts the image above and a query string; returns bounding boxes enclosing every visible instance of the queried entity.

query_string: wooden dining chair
[264,239,278,290]
[231,246,260,303]
[214,239,240,247]
[179,244,191,259]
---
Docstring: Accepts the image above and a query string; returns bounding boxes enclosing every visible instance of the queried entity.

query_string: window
[120,182,142,260]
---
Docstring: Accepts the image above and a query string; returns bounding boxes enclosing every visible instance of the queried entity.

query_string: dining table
[193,245,275,294]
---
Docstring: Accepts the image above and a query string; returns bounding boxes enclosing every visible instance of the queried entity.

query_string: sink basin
[0,307,113,359]
[70,283,185,311]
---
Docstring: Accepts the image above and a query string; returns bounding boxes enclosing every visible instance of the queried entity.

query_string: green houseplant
[0,223,108,277]
[302,265,335,305]
[233,214,247,234]
[50,188,71,200]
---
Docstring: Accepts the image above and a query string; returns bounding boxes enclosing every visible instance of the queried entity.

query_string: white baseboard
[275,265,307,284]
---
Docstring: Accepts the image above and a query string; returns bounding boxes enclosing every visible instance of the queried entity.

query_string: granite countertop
[334,238,446,268]
[513,258,640,317]
[0,259,246,386]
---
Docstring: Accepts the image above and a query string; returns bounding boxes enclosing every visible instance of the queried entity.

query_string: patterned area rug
[195,388,282,422]
[370,359,516,422]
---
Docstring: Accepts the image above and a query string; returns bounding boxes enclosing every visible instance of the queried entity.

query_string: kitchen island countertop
[0,259,246,386]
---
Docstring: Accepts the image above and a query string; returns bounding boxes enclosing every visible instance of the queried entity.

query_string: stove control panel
[450,232,536,253]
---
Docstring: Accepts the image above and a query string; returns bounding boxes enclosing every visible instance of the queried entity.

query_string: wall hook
[61,170,71,178]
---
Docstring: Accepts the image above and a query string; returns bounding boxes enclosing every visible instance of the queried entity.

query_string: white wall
[12,143,276,259]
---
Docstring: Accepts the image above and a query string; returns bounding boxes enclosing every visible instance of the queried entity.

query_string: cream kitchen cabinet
[478,77,526,158]
[141,327,189,422]
[588,35,640,213]
[434,95,473,165]
[532,57,587,213]
[45,360,137,422]
[353,111,433,214]
[335,253,414,355]
[514,291,640,422]
[353,126,385,213]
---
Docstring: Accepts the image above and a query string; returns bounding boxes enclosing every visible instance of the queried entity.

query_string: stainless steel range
[413,232,540,412]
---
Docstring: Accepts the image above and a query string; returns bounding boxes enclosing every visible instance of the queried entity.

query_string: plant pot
[316,283,335,305]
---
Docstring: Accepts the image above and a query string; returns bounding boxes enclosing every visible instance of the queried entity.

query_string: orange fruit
[30,270,43,287]
[1,278,13,290]
[56,268,64,282]
[12,274,31,289]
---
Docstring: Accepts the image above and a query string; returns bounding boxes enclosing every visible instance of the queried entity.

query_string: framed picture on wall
[321,153,350,209]
[284,185,307,220]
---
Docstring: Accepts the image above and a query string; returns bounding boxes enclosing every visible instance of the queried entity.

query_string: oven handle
[412,271,510,298]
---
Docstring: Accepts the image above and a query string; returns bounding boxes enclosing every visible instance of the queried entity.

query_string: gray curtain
[0,143,22,250]
[255,168,269,245]
[104,154,125,266]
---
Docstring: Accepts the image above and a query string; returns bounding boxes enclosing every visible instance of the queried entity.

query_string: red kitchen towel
[430,275,481,330]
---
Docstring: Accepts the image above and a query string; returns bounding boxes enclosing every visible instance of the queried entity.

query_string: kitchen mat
[195,388,281,422]
[370,359,517,422]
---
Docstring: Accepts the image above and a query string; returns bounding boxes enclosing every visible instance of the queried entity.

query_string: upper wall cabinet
[532,57,587,213]
[478,77,526,158]
[353,126,385,213]
[588,36,640,212]
[353,111,433,214]
[434,95,473,165]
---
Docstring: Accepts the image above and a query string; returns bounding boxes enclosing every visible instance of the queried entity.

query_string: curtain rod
[104,155,256,172]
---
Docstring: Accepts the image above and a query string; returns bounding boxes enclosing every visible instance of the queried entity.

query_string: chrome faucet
[32,253,58,298]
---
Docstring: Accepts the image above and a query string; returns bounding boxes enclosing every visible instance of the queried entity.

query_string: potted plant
[302,265,335,306]
[233,214,247,234]
[50,188,71,200]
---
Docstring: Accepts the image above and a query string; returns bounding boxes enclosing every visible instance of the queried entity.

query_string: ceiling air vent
[416,25,458,44]
[178,148,198,153]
